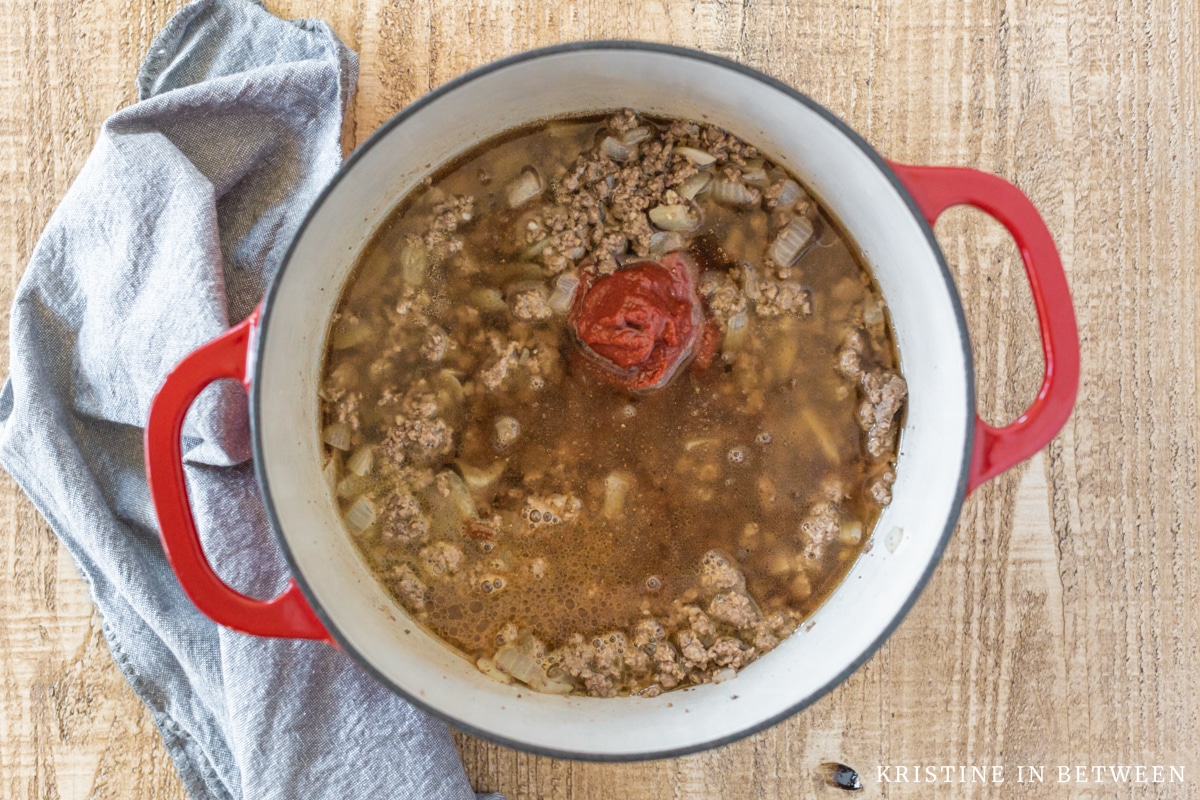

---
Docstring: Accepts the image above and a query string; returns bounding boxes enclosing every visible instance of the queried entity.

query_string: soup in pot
[319,111,905,697]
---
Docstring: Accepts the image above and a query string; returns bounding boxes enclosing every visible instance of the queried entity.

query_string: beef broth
[319,111,905,697]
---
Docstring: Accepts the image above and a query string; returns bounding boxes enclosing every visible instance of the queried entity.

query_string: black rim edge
[251,40,976,763]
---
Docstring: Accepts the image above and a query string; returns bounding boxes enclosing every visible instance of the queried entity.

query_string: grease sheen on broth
[319,111,906,697]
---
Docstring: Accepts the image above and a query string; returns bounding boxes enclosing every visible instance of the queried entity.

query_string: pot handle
[887,162,1080,493]
[144,308,330,641]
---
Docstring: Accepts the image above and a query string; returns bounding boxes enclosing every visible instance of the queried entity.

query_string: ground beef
[698,270,748,327]
[584,673,616,697]
[554,632,627,698]
[607,108,639,133]
[678,605,717,641]
[652,642,687,689]
[676,631,709,670]
[380,490,430,543]
[419,541,463,576]
[799,501,841,559]
[708,591,760,629]
[699,549,746,595]
[836,331,868,380]
[837,326,906,463]
[632,618,666,649]
[333,391,362,430]
[477,339,520,391]
[860,370,908,459]
[751,610,799,654]
[389,564,426,611]
[869,468,897,506]
[475,331,562,393]
[821,477,850,502]
[510,286,552,322]
[748,278,812,317]
[522,493,582,527]
[381,382,453,466]
[623,647,651,678]
[708,637,755,669]
[536,110,769,275]
[420,325,449,363]
[422,195,474,252]
[699,263,810,326]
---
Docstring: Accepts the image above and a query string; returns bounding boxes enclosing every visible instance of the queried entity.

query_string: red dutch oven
[145,43,1079,760]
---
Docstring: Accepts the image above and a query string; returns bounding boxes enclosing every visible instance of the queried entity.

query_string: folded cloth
[0,1,503,797]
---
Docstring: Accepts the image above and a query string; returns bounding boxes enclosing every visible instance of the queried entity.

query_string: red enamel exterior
[144,308,330,641]
[887,162,1080,494]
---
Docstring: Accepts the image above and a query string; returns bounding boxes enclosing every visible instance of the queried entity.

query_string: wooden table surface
[2,0,1198,798]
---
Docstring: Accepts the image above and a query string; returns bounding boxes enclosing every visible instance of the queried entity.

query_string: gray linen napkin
[0,1,501,797]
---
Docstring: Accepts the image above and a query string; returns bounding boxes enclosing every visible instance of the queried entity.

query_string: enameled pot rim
[251,40,975,760]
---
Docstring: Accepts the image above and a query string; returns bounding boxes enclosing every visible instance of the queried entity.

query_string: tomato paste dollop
[568,252,705,391]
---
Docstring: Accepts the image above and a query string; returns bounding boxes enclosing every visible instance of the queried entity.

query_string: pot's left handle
[145,308,330,641]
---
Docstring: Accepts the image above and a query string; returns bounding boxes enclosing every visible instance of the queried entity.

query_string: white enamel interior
[255,46,971,758]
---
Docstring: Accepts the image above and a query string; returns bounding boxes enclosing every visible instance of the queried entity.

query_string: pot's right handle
[887,162,1080,494]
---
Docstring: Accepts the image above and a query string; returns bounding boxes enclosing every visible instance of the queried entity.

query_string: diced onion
[677,171,713,201]
[458,459,507,492]
[530,672,574,694]
[801,408,841,463]
[710,179,759,206]
[712,668,738,684]
[600,136,634,162]
[399,243,428,286]
[494,416,521,449]
[739,160,767,186]
[336,474,368,500]
[622,126,652,145]
[433,369,465,408]
[741,262,761,300]
[344,496,377,533]
[768,216,815,268]
[476,657,514,685]
[347,446,374,477]
[775,179,805,208]
[741,168,769,187]
[493,645,543,686]
[547,272,579,314]
[603,471,634,521]
[863,296,885,327]
[723,312,749,353]
[494,260,545,284]
[322,421,353,451]
[441,470,478,520]
[675,146,716,166]
[522,236,552,259]
[839,520,864,545]
[332,320,372,350]
[506,166,544,209]
[469,287,507,313]
[322,452,341,493]
[648,231,686,257]
[648,204,700,232]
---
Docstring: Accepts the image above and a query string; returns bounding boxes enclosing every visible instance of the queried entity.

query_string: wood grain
[2,0,1198,797]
